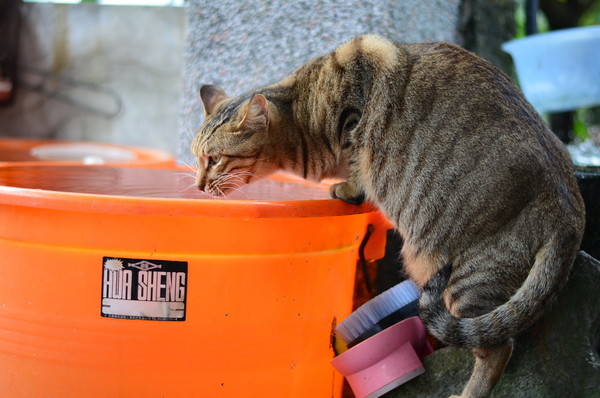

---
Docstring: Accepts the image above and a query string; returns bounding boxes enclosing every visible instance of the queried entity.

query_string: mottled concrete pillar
[179,0,463,162]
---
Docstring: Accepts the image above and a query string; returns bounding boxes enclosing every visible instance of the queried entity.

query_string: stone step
[384,251,600,398]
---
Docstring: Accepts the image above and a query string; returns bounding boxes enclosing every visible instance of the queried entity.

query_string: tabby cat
[191,34,585,398]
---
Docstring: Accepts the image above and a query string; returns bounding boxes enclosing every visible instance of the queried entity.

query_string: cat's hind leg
[441,250,523,398]
[450,341,513,398]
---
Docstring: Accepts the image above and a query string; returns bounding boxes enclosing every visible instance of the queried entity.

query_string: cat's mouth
[199,181,229,197]
[201,172,254,197]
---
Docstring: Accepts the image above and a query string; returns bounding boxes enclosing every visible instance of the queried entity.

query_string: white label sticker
[101,257,187,321]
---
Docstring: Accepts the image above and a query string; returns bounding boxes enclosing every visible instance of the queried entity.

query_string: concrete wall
[1,1,469,162]
[0,3,185,155]
[180,0,463,163]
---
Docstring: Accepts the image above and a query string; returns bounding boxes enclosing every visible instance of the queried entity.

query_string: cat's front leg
[329,178,365,205]
[329,144,366,205]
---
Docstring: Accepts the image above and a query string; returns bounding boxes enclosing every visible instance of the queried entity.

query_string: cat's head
[191,85,276,196]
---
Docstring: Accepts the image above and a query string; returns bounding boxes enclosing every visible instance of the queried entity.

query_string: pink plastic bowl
[331,316,433,398]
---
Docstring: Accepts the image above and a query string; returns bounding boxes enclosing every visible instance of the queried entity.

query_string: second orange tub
[0,165,389,397]
[0,137,175,167]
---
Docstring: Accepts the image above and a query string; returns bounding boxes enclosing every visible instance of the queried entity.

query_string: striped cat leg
[329,178,365,205]
[329,147,365,205]
[452,341,513,398]
[439,255,520,398]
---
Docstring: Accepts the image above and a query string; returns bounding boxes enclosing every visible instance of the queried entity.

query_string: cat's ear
[200,85,229,116]
[238,94,269,131]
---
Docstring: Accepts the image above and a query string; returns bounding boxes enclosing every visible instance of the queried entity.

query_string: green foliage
[580,0,600,25]
[515,0,600,37]
[574,110,589,141]
[514,0,550,38]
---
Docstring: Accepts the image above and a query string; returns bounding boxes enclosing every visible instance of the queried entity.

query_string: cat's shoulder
[332,34,401,72]
[332,35,484,72]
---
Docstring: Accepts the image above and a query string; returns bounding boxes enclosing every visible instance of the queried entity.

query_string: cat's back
[368,40,585,258]
[398,41,535,121]
[400,41,512,86]
[393,41,574,183]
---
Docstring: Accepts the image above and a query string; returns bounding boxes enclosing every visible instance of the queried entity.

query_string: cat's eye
[207,156,220,168]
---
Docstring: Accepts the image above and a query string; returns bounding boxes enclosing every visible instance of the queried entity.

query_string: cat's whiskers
[176,160,199,184]
[225,174,250,186]
[220,182,249,199]
[214,183,230,200]
[204,181,220,198]
[210,173,238,198]
[231,170,263,184]
[177,183,197,195]
[173,171,199,194]
[179,159,198,173]
[182,120,200,158]
[211,171,261,198]
[215,173,243,190]
[174,172,196,180]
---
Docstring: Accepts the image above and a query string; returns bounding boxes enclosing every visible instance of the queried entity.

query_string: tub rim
[0,137,174,167]
[0,177,378,219]
[502,25,600,53]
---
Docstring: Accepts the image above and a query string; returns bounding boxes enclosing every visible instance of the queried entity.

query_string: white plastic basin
[502,26,600,113]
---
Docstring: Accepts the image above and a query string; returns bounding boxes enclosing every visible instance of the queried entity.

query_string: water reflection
[0,166,333,201]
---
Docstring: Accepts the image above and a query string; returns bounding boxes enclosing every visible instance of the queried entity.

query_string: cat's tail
[418,234,579,348]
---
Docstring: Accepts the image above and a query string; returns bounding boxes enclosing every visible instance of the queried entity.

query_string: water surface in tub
[0,165,332,201]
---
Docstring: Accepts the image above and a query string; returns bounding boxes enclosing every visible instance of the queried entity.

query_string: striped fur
[191,35,585,397]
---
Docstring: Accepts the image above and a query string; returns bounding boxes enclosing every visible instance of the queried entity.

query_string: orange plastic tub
[0,165,389,398]
[0,137,175,167]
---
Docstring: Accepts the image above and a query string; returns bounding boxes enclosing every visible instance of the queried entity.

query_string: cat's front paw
[329,181,365,205]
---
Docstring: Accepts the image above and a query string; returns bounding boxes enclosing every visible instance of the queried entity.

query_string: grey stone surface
[384,251,600,398]
[179,0,463,163]
[0,3,185,155]
[460,0,516,74]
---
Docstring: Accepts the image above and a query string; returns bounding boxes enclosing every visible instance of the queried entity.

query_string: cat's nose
[195,173,205,191]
